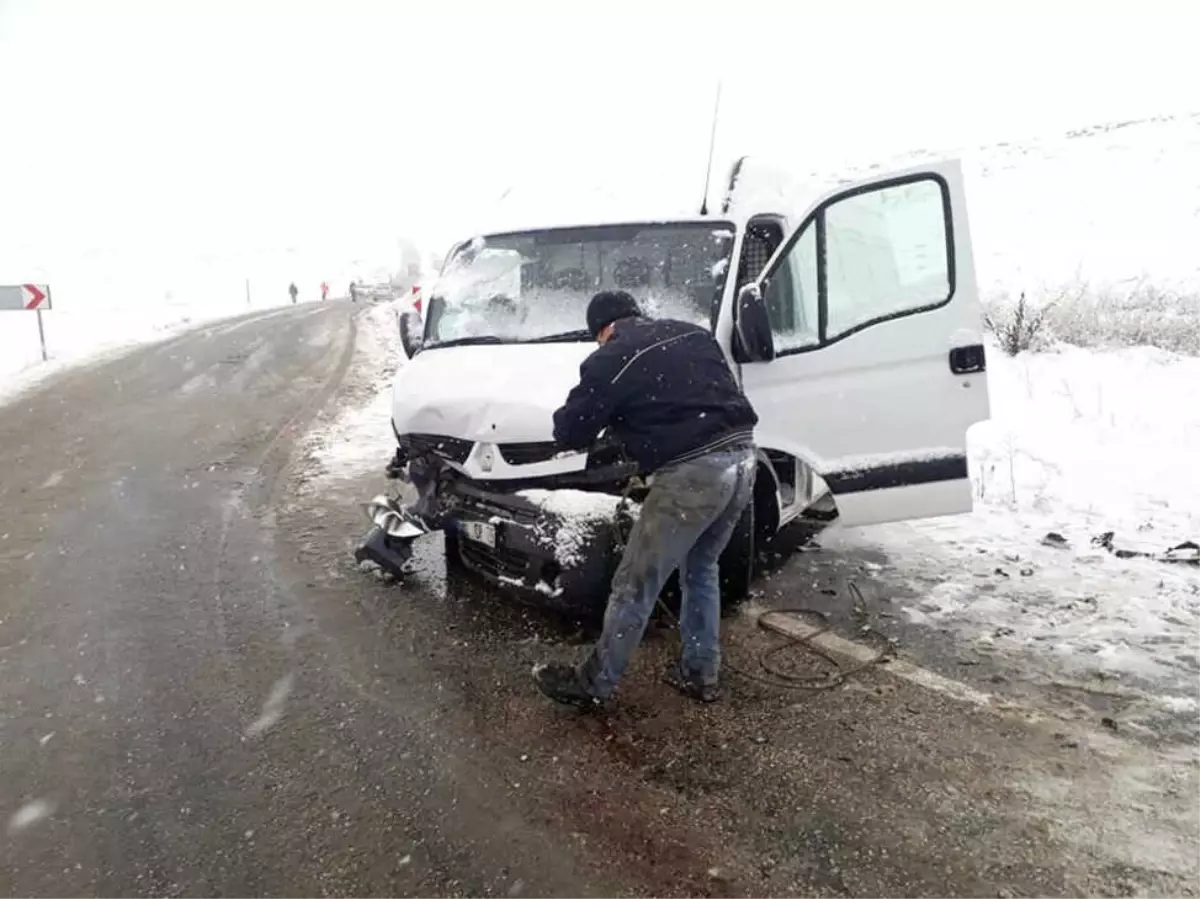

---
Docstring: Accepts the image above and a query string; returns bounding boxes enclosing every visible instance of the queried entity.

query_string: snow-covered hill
[838,112,1200,297]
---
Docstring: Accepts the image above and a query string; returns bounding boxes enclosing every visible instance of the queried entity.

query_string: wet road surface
[1,302,1196,897]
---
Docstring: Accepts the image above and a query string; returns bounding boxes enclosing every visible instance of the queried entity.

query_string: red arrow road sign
[23,284,47,310]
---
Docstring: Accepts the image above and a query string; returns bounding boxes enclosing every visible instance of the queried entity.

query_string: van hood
[391,342,594,443]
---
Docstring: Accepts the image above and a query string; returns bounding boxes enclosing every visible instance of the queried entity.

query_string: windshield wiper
[525,329,593,344]
[423,335,507,350]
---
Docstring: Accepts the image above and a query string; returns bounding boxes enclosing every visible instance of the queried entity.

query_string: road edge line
[744,603,996,707]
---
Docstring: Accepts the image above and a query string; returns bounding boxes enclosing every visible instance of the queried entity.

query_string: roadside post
[0,283,52,362]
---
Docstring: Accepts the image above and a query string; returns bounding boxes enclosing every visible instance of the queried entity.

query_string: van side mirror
[732,283,776,363]
[398,310,423,359]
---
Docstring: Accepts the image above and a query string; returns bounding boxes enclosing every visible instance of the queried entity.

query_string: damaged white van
[357,159,990,615]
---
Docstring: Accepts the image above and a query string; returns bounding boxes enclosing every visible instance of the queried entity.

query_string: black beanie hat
[586,290,642,338]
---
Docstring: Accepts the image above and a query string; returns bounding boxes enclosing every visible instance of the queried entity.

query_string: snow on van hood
[390,342,594,442]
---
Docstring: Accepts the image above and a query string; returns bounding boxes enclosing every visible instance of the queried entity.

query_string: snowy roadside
[827,344,1200,702]
[300,299,403,484]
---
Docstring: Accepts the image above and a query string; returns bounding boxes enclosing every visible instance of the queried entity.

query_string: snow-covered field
[825,344,1199,700]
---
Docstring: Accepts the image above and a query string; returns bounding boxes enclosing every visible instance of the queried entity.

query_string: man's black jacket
[552,317,758,473]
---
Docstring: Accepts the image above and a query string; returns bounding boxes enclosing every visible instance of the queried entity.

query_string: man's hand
[552,355,619,451]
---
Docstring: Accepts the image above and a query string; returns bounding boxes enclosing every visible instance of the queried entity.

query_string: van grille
[454,488,540,526]
[497,441,560,465]
[402,433,473,464]
[459,538,531,581]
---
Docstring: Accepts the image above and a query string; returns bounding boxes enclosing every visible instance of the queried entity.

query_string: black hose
[655,572,894,692]
[611,487,894,692]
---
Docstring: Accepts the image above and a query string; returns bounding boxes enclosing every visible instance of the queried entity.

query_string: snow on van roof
[465,212,743,242]
[721,153,966,220]
[441,217,742,267]
[461,166,758,241]
[453,154,965,248]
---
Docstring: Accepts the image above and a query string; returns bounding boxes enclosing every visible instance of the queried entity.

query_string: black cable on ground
[655,582,896,693]
[614,490,895,693]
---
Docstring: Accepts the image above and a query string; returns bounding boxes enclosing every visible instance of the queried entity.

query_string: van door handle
[949,344,986,374]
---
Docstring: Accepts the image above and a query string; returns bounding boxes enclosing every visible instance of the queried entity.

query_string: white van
[360,159,990,614]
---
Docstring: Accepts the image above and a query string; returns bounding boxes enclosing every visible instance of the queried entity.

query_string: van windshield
[423,222,735,347]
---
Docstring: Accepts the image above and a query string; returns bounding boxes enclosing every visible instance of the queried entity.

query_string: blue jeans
[580,446,756,698]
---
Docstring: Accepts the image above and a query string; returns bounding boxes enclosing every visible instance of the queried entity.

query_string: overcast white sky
[0,0,1196,300]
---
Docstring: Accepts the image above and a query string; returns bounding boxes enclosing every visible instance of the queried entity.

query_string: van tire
[718,500,755,607]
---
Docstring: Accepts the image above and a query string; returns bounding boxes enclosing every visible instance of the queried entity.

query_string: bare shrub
[985,280,1200,356]
[983,291,1057,356]
[1044,282,1200,355]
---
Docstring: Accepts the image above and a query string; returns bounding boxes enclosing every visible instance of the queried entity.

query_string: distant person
[288,282,299,304]
[320,281,329,301]
[349,281,360,303]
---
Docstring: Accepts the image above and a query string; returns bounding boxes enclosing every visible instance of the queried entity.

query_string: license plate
[461,521,496,548]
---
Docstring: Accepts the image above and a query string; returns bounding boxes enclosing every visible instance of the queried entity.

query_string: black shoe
[664,665,721,703]
[532,663,604,711]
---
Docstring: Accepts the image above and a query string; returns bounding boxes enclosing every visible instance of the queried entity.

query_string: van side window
[738,224,777,287]
[825,179,951,339]
[763,224,820,350]
[753,175,953,354]
[737,220,816,346]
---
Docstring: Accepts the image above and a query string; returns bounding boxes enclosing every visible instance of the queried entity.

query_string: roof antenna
[698,79,723,216]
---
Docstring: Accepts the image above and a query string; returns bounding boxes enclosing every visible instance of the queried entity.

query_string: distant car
[366,283,397,301]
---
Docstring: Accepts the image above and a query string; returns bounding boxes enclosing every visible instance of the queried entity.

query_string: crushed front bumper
[359,436,638,615]
[354,524,416,574]
[444,481,624,617]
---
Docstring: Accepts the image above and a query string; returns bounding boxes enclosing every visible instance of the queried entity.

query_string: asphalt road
[1,302,1196,897]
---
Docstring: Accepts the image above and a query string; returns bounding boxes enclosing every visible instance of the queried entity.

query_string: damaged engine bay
[356,431,647,614]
